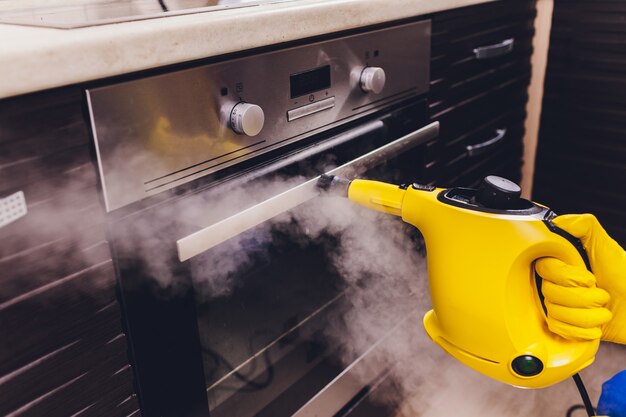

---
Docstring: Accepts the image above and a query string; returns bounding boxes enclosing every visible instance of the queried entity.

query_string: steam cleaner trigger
[317,174,598,389]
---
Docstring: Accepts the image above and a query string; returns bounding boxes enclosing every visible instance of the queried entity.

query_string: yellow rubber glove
[535,214,626,344]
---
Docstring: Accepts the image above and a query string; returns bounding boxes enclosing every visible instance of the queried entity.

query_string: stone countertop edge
[0,0,495,99]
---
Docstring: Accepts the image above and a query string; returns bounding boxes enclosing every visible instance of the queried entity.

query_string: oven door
[111,99,438,417]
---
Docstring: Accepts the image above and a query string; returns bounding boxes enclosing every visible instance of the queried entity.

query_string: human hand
[535,214,626,344]
[597,370,626,417]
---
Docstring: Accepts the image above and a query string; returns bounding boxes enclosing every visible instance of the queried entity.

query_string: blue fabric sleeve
[597,370,626,417]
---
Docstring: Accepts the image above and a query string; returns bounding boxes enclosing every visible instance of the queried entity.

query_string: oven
[88,19,435,417]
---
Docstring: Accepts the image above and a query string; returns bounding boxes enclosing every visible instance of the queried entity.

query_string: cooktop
[0,0,298,29]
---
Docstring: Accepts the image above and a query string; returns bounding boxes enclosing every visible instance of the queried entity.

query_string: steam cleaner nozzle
[317,174,351,197]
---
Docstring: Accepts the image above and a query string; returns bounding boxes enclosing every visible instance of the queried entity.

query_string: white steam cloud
[4,164,601,416]
[173,175,436,409]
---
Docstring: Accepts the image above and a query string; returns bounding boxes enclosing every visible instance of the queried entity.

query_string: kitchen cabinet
[533,0,626,245]
[426,0,536,189]
[0,89,141,416]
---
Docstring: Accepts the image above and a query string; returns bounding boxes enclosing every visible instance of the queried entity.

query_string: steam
[176,180,589,414]
[0,166,115,308]
[178,176,435,408]
[4,159,590,415]
[9,165,504,411]
[286,194,433,407]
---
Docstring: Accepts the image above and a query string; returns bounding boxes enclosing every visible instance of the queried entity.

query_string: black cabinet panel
[428,0,535,189]
[534,0,626,245]
[0,90,140,416]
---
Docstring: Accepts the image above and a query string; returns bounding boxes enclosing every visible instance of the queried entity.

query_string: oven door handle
[176,121,439,261]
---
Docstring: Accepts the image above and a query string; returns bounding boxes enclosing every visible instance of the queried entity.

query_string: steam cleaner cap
[475,176,522,209]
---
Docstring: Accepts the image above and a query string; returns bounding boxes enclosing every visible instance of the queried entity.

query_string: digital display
[290,65,331,99]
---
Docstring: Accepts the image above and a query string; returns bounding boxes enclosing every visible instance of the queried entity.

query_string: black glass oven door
[111,99,436,417]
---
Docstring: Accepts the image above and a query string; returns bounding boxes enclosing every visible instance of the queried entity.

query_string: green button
[512,355,543,377]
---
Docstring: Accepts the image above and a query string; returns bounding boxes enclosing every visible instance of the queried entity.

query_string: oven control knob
[230,102,265,136]
[360,67,386,94]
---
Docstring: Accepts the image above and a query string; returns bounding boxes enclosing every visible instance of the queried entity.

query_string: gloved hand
[597,370,626,417]
[535,214,626,344]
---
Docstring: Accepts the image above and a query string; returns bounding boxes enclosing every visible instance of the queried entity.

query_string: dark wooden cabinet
[427,0,536,189]
[0,90,141,417]
[533,0,626,245]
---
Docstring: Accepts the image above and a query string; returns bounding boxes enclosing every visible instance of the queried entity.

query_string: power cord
[567,405,588,417]
[572,373,596,417]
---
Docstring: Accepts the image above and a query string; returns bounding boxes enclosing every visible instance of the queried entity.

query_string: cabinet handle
[473,38,514,59]
[466,128,507,158]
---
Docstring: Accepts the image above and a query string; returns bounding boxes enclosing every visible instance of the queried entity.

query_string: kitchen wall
[521,0,553,198]
[532,0,626,245]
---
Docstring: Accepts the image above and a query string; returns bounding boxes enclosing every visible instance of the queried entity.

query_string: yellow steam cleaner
[317,174,599,390]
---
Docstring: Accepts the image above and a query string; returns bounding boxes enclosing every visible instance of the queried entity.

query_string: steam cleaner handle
[538,214,626,344]
[545,218,593,271]
[539,217,611,336]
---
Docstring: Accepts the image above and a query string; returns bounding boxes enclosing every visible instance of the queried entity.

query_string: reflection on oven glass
[194,216,344,416]
[189,192,427,417]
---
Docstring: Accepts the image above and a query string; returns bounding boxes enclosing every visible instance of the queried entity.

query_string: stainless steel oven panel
[86,20,431,212]
[176,121,439,261]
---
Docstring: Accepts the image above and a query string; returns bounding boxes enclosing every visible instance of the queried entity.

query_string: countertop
[0,0,494,99]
